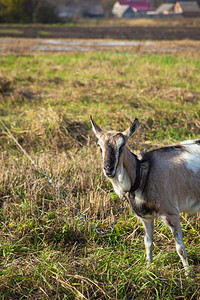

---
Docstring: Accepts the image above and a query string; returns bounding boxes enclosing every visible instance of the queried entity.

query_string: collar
[129,156,142,194]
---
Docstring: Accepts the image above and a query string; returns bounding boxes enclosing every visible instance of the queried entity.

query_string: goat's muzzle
[104,165,115,178]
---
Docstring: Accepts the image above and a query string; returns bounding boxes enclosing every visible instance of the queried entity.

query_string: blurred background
[0,0,200,24]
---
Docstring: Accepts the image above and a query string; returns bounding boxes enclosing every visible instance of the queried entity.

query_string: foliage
[33,0,59,24]
[0,0,58,23]
[0,51,200,299]
[0,0,29,22]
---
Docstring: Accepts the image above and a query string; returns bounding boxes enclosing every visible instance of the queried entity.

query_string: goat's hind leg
[161,214,190,275]
[141,218,154,265]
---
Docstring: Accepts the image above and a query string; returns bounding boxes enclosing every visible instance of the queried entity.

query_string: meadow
[0,50,200,299]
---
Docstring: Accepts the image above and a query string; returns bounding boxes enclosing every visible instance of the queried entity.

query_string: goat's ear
[123,118,139,141]
[90,116,103,139]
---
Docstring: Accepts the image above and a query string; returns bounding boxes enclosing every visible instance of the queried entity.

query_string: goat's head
[90,116,139,178]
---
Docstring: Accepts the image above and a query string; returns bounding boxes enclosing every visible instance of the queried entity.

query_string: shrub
[0,0,29,23]
[0,0,59,23]
[33,0,59,24]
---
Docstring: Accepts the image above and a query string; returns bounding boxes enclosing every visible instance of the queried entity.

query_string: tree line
[0,0,59,23]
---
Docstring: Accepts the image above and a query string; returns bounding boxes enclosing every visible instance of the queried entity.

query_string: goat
[90,116,200,275]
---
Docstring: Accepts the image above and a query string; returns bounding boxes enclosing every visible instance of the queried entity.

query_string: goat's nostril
[104,165,110,171]
[104,166,114,174]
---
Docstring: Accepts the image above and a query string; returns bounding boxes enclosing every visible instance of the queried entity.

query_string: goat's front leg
[140,218,154,265]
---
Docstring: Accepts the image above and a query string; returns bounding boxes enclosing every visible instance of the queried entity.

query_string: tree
[0,0,30,22]
[0,0,59,23]
[32,0,59,23]
[24,0,37,22]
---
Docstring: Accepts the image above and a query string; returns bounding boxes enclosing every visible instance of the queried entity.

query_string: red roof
[118,1,151,12]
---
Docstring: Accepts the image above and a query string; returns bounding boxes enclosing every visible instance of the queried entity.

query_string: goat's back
[140,140,200,214]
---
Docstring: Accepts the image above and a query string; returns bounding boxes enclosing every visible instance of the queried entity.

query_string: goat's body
[138,140,200,216]
[110,140,200,215]
[112,140,200,274]
[91,116,200,275]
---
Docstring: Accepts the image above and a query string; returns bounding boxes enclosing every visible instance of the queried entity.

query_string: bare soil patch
[0,24,200,40]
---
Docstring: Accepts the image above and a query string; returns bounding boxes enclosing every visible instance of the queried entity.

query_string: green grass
[0,51,200,299]
[37,30,51,36]
[0,28,23,34]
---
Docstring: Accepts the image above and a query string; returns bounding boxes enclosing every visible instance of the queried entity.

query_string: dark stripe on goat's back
[141,144,184,162]
[155,145,184,153]
[195,139,200,145]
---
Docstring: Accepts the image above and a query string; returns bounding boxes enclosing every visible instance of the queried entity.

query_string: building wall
[174,3,182,13]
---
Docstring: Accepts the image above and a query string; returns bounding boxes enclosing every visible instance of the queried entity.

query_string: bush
[0,0,59,23]
[33,0,59,24]
[0,0,30,23]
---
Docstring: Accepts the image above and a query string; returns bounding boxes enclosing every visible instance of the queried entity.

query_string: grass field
[0,50,200,299]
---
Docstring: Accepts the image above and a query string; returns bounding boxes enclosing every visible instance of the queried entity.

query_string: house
[56,5,82,19]
[82,5,105,18]
[118,1,152,12]
[174,1,200,17]
[56,4,104,19]
[112,1,152,18]
[155,3,174,14]
[112,2,137,18]
[154,1,200,17]
[46,0,105,19]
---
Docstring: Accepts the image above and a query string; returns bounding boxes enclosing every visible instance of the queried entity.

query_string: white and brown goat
[91,116,200,275]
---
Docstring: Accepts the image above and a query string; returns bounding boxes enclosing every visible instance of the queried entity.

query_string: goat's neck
[109,147,138,198]
[121,147,138,185]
